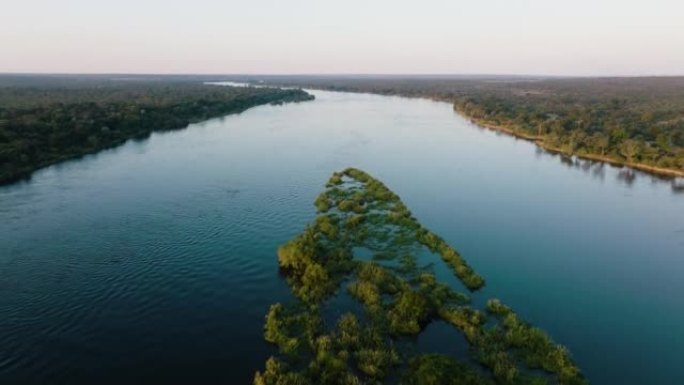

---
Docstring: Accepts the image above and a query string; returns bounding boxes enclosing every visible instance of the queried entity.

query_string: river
[1,89,682,384]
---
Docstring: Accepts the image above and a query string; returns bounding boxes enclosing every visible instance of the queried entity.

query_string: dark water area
[1,90,683,384]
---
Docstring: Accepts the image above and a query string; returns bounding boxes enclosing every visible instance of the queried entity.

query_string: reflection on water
[616,169,637,186]
[532,146,684,192]
[672,179,684,194]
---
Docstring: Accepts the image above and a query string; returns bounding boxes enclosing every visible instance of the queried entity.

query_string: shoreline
[461,115,684,178]
[247,82,684,180]
[0,89,315,187]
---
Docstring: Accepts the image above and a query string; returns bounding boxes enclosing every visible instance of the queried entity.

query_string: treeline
[0,75,314,185]
[232,75,684,175]
[453,87,684,173]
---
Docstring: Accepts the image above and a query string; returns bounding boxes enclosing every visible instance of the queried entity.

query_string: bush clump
[256,169,586,385]
[402,354,494,385]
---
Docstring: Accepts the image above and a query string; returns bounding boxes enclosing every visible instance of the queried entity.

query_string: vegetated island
[0,75,314,185]
[256,168,587,385]
[234,75,684,178]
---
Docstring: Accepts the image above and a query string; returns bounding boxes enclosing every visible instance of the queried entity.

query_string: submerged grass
[256,168,586,385]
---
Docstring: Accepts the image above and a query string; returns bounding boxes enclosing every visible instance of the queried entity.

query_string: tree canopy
[0,75,313,184]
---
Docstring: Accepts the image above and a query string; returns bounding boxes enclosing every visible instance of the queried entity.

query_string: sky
[1,0,683,76]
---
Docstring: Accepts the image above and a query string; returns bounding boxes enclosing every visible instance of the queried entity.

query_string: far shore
[462,115,684,178]
[250,82,684,180]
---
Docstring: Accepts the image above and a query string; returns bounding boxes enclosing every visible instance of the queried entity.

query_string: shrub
[355,348,400,379]
[315,215,338,240]
[295,262,334,303]
[263,304,301,355]
[314,192,331,212]
[259,169,585,385]
[402,354,493,385]
[388,290,430,335]
[277,228,317,273]
[336,313,361,349]
[254,357,312,385]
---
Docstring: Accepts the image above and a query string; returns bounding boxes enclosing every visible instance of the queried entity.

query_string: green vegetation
[235,75,684,177]
[453,88,684,176]
[0,75,313,185]
[403,354,494,385]
[256,168,587,385]
[484,300,584,385]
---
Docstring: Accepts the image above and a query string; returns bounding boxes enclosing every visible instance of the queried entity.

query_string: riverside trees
[236,75,684,175]
[0,76,314,184]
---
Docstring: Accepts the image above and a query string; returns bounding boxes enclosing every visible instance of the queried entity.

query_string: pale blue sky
[1,0,682,75]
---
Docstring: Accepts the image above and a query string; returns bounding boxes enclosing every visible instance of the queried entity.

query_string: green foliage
[0,77,314,185]
[485,300,586,385]
[402,354,494,385]
[348,280,382,308]
[345,214,365,230]
[417,229,485,291]
[264,303,304,355]
[335,313,361,349]
[254,357,311,385]
[315,193,332,213]
[258,169,587,385]
[297,263,334,302]
[355,348,400,378]
[439,307,486,343]
[418,273,470,309]
[337,199,356,212]
[327,172,344,186]
[456,88,684,171]
[388,290,431,335]
[277,230,341,303]
[243,76,684,174]
[278,228,318,274]
[315,215,339,240]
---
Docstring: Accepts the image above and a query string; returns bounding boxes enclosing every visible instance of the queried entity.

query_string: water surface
[1,90,682,384]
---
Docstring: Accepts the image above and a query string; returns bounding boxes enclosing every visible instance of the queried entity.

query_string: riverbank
[459,113,684,178]
[0,82,314,186]
[290,83,684,179]
[236,77,684,180]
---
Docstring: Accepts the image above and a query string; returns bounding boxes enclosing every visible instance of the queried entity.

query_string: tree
[587,132,610,156]
[619,139,642,163]
[565,129,587,154]
[610,127,628,144]
[656,133,672,153]
[642,143,661,164]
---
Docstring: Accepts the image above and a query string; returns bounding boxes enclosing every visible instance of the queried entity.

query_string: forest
[257,168,586,385]
[0,75,314,184]
[233,75,684,176]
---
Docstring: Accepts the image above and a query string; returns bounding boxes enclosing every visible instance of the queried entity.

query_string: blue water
[1,90,682,384]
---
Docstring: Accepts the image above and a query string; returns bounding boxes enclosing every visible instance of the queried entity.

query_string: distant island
[256,168,586,385]
[0,75,314,185]
[234,76,684,178]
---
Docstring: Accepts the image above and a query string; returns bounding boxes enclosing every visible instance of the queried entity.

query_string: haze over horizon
[2,0,683,76]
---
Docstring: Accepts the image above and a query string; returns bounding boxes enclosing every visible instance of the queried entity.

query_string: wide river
[1,89,683,385]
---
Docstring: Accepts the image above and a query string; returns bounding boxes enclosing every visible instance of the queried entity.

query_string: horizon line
[2,72,684,79]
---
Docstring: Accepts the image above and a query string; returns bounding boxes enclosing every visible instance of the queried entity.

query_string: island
[256,168,586,385]
[0,75,314,185]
